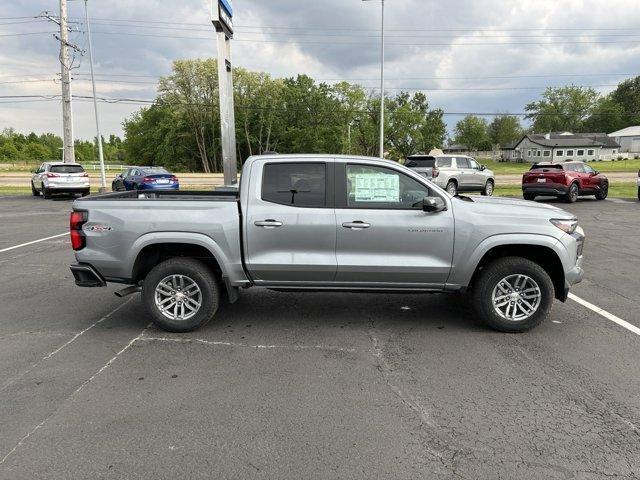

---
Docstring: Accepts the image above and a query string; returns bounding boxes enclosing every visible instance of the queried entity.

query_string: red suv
[522,161,609,203]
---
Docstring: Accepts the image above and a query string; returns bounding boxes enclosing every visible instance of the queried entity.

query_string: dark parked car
[112,167,179,191]
[522,161,608,203]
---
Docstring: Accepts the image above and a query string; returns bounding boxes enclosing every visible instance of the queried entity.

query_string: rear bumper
[522,184,568,196]
[70,263,106,287]
[139,183,179,190]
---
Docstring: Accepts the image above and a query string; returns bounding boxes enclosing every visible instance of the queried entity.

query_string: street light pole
[363,0,385,159]
[84,0,107,192]
[379,0,385,159]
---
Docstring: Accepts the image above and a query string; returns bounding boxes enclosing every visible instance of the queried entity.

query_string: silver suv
[31,162,90,199]
[405,155,495,196]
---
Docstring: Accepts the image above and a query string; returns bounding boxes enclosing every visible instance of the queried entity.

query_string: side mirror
[422,196,446,213]
[480,165,486,171]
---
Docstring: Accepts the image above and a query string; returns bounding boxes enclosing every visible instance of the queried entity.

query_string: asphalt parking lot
[1,194,639,479]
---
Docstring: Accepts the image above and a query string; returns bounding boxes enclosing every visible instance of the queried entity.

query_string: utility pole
[59,0,75,163]
[84,0,107,192]
[362,0,385,158]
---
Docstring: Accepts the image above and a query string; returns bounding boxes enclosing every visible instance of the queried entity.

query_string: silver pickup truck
[69,154,584,333]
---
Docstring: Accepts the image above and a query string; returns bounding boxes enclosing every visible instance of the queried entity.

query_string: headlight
[550,218,578,234]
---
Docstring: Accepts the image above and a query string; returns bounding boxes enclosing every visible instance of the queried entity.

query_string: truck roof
[246,153,398,166]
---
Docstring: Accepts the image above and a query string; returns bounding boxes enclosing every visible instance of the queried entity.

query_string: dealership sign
[212,0,233,38]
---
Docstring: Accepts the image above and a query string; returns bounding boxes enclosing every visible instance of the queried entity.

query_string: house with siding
[608,126,640,154]
[503,132,620,162]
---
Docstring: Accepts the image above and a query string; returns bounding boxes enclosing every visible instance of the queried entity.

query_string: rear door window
[49,164,85,174]
[456,157,470,169]
[262,163,326,207]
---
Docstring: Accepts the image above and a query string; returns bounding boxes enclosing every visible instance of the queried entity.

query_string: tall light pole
[84,0,107,192]
[363,0,385,158]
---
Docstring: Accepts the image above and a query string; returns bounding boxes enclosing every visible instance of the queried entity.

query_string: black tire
[31,182,39,196]
[142,257,220,333]
[471,256,554,333]
[81,189,90,197]
[638,187,640,201]
[564,182,579,203]
[523,192,536,201]
[111,182,118,192]
[594,182,608,200]
[445,180,458,196]
[481,179,494,196]
[42,187,51,199]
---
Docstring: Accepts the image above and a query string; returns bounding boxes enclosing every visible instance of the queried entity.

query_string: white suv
[31,162,91,199]
[405,155,495,196]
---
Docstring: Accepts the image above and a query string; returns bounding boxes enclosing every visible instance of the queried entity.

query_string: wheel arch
[128,232,234,290]
[450,235,567,301]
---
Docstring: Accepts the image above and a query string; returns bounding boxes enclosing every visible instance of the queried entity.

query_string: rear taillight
[70,211,88,251]
[143,176,154,183]
[46,173,59,178]
[432,167,439,178]
[170,175,178,182]
[81,172,89,177]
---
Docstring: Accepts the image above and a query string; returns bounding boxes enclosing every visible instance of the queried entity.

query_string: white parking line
[0,233,67,253]
[569,293,640,336]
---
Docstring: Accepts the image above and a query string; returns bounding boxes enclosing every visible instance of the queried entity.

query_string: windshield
[50,164,85,174]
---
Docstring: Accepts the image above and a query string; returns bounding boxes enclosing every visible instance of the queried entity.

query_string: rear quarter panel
[73,198,247,285]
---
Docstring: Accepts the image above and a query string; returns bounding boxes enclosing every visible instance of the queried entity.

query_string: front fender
[447,233,563,287]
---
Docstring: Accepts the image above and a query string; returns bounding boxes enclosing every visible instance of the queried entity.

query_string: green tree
[488,115,522,147]
[0,141,19,161]
[454,115,490,150]
[525,86,599,133]
[584,96,626,133]
[21,142,50,161]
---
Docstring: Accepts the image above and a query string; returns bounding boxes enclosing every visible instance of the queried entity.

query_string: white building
[503,132,621,162]
[608,126,640,155]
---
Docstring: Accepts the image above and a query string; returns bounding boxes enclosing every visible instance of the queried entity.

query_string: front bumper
[560,227,585,300]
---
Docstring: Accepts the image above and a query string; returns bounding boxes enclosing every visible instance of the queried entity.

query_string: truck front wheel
[142,258,220,332]
[471,256,554,333]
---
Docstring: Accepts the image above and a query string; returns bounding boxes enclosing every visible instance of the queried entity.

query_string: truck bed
[73,189,246,285]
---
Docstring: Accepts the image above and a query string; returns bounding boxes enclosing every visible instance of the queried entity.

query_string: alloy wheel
[154,274,203,321]
[491,274,542,322]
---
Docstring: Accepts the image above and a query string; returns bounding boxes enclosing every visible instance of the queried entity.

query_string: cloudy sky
[2,0,640,140]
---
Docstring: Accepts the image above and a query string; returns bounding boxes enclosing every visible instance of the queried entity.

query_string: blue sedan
[112,167,179,191]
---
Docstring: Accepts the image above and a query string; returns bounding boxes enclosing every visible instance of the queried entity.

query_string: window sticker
[353,173,399,202]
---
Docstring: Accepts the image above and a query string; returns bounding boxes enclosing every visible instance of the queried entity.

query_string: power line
[73,20,640,39]
[1,94,638,118]
[86,30,640,47]
[67,16,640,33]
[0,31,57,37]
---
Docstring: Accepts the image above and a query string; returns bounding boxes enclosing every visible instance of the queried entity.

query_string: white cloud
[1,0,640,139]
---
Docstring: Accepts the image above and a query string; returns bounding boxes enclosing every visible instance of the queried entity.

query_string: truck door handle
[342,221,371,229]
[254,219,283,228]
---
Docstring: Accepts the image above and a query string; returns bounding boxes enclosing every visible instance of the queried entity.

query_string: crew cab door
[334,162,454,287]
[244,160,337,285]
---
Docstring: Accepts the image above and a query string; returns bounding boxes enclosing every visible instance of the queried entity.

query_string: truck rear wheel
[471,256,554,333]
[142,257,220,333]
